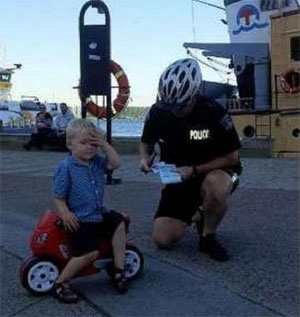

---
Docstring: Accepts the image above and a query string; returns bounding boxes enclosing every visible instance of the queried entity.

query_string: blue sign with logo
[233,4,269,35]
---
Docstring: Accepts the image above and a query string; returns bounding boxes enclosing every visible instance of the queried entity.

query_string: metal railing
[7,117,35,128]
[227,98,255,112]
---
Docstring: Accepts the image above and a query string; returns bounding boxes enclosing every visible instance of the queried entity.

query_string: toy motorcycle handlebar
[55,219,64,229]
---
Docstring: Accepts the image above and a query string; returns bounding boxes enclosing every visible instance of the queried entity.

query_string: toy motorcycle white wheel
[124,244,144,280]
[20,256,59,295]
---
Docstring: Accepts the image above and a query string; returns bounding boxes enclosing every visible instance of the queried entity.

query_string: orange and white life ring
[85,60,130,119]
[280,68,300,94]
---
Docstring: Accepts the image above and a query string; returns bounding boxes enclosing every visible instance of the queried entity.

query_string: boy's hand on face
[62,211,80,232]
[87,130,105,148]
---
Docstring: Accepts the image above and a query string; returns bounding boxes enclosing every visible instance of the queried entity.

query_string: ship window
[0,73,11,82]
[20,101,40,111]
[0,105,9,111]
[260,0,290,11]
[291,36,300,61]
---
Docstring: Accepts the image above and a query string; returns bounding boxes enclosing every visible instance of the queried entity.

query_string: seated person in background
[23,104,53,150]
[51,103,75,149]
[53,102,75,133]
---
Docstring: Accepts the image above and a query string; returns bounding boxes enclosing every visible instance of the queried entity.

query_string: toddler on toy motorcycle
[52,118,128,303]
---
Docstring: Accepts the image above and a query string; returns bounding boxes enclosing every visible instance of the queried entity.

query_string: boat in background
[186,0,300,158]
[0,64,59,126]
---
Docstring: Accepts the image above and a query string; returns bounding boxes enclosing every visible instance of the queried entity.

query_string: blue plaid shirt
[53,154,108,222]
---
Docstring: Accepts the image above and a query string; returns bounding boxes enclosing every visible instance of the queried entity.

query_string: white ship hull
[0,99,59,126]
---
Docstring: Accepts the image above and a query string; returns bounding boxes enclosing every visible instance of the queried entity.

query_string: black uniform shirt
[141,98,241,169]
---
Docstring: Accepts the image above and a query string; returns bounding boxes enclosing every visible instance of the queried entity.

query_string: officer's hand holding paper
[152,162,182,184]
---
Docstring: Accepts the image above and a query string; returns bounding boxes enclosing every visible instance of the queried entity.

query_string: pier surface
[1,150,299,317]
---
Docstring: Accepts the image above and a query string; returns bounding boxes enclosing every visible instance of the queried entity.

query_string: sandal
[111,268,128,294]
[53,281,80,304]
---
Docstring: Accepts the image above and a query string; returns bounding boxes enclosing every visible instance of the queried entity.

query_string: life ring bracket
[85,60,130,119]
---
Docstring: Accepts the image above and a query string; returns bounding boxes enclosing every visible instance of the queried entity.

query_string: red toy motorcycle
[19,210,144,295]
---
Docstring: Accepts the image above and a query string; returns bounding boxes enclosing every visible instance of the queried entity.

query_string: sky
[1,0,230,108]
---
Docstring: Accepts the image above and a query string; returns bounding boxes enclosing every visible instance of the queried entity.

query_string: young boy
[52,119,127,303]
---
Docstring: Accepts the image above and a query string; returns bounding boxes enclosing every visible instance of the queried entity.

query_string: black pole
[81,100,87,118]
[106,95,112,143]
[79,0,111,119]
[106,66,112,145]
[78,0,121,185]
[106,74,121,185]
[106,91,114,184]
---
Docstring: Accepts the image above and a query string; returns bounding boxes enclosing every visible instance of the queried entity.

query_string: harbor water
[92,119,145,137]
[2,119,145,138]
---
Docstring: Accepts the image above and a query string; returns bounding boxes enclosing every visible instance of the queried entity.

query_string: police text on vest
[190,129,210,140]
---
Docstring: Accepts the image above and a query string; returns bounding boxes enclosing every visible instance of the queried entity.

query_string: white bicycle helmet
[158,58,202,106]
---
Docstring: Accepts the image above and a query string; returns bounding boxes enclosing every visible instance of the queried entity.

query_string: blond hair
[66,118,99,145]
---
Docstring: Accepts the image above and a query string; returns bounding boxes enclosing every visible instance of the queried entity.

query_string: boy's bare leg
[56,251,99,283]
[110,221,128,293]
[111,221,126,269]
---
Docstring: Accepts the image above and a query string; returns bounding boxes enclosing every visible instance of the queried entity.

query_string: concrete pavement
[0,149,299,317]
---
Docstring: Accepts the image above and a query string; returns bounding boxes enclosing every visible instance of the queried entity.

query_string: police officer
[139,58,242,261]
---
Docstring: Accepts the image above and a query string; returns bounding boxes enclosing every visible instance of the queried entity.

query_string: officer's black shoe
[199,234,229,262]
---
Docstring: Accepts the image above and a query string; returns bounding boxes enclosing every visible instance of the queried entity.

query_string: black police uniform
[141,97,242,224]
